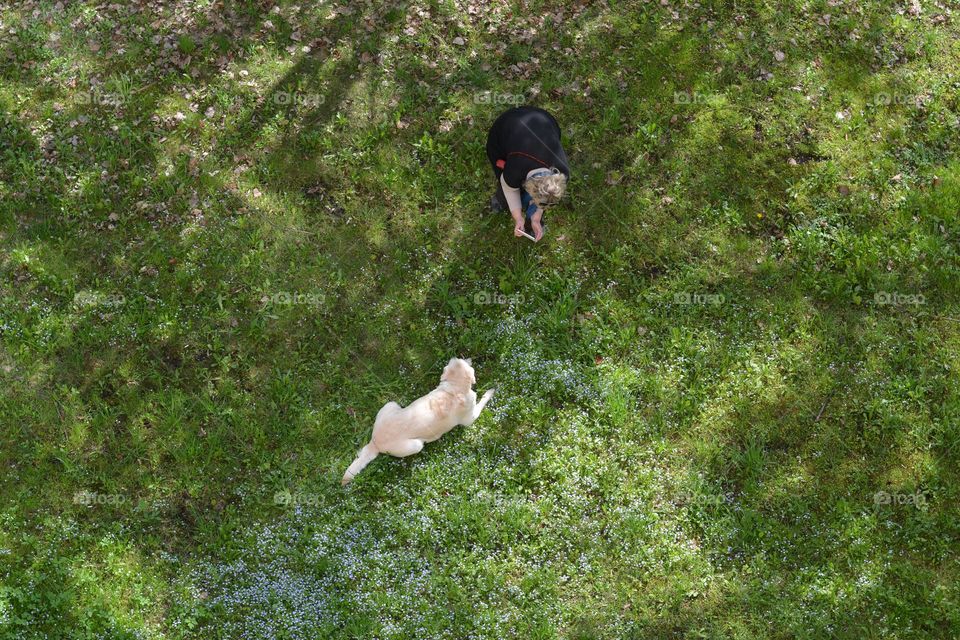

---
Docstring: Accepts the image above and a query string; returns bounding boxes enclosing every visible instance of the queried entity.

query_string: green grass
[1,0,959,637]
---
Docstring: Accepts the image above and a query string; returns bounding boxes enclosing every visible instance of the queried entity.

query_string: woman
[486,106,569,242]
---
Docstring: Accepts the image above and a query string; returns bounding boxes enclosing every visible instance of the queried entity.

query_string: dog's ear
[465,358,472,366]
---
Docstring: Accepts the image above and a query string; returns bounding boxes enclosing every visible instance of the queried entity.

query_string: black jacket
[486,106,570,189]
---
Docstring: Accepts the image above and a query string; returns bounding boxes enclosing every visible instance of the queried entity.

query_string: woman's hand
[530,209,544,242]
[512,210,526,237]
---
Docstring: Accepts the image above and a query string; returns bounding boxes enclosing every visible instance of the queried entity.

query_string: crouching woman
[486,106,569,242]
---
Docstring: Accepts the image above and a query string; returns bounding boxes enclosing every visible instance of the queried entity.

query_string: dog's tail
[341,443,379,486]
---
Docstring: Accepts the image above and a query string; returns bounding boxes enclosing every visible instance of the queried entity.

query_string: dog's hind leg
[375,401,402,423]
[382,438,424,458]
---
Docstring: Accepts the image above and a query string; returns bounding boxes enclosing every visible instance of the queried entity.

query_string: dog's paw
[482,388,496,399]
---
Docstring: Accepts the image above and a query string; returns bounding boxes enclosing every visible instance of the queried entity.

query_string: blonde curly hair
[523,168,567,207]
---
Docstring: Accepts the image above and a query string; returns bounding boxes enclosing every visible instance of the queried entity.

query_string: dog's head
[441,357,476,386]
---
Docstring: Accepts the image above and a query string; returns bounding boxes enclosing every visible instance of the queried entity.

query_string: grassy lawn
[1,0,959,637]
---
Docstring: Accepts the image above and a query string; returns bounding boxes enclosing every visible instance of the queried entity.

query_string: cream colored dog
[341,358,495,485]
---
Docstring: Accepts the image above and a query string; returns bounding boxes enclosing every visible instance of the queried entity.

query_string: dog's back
[373,391,464,447]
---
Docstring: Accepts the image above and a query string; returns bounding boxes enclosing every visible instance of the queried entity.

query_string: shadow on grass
[1,0,958,636]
